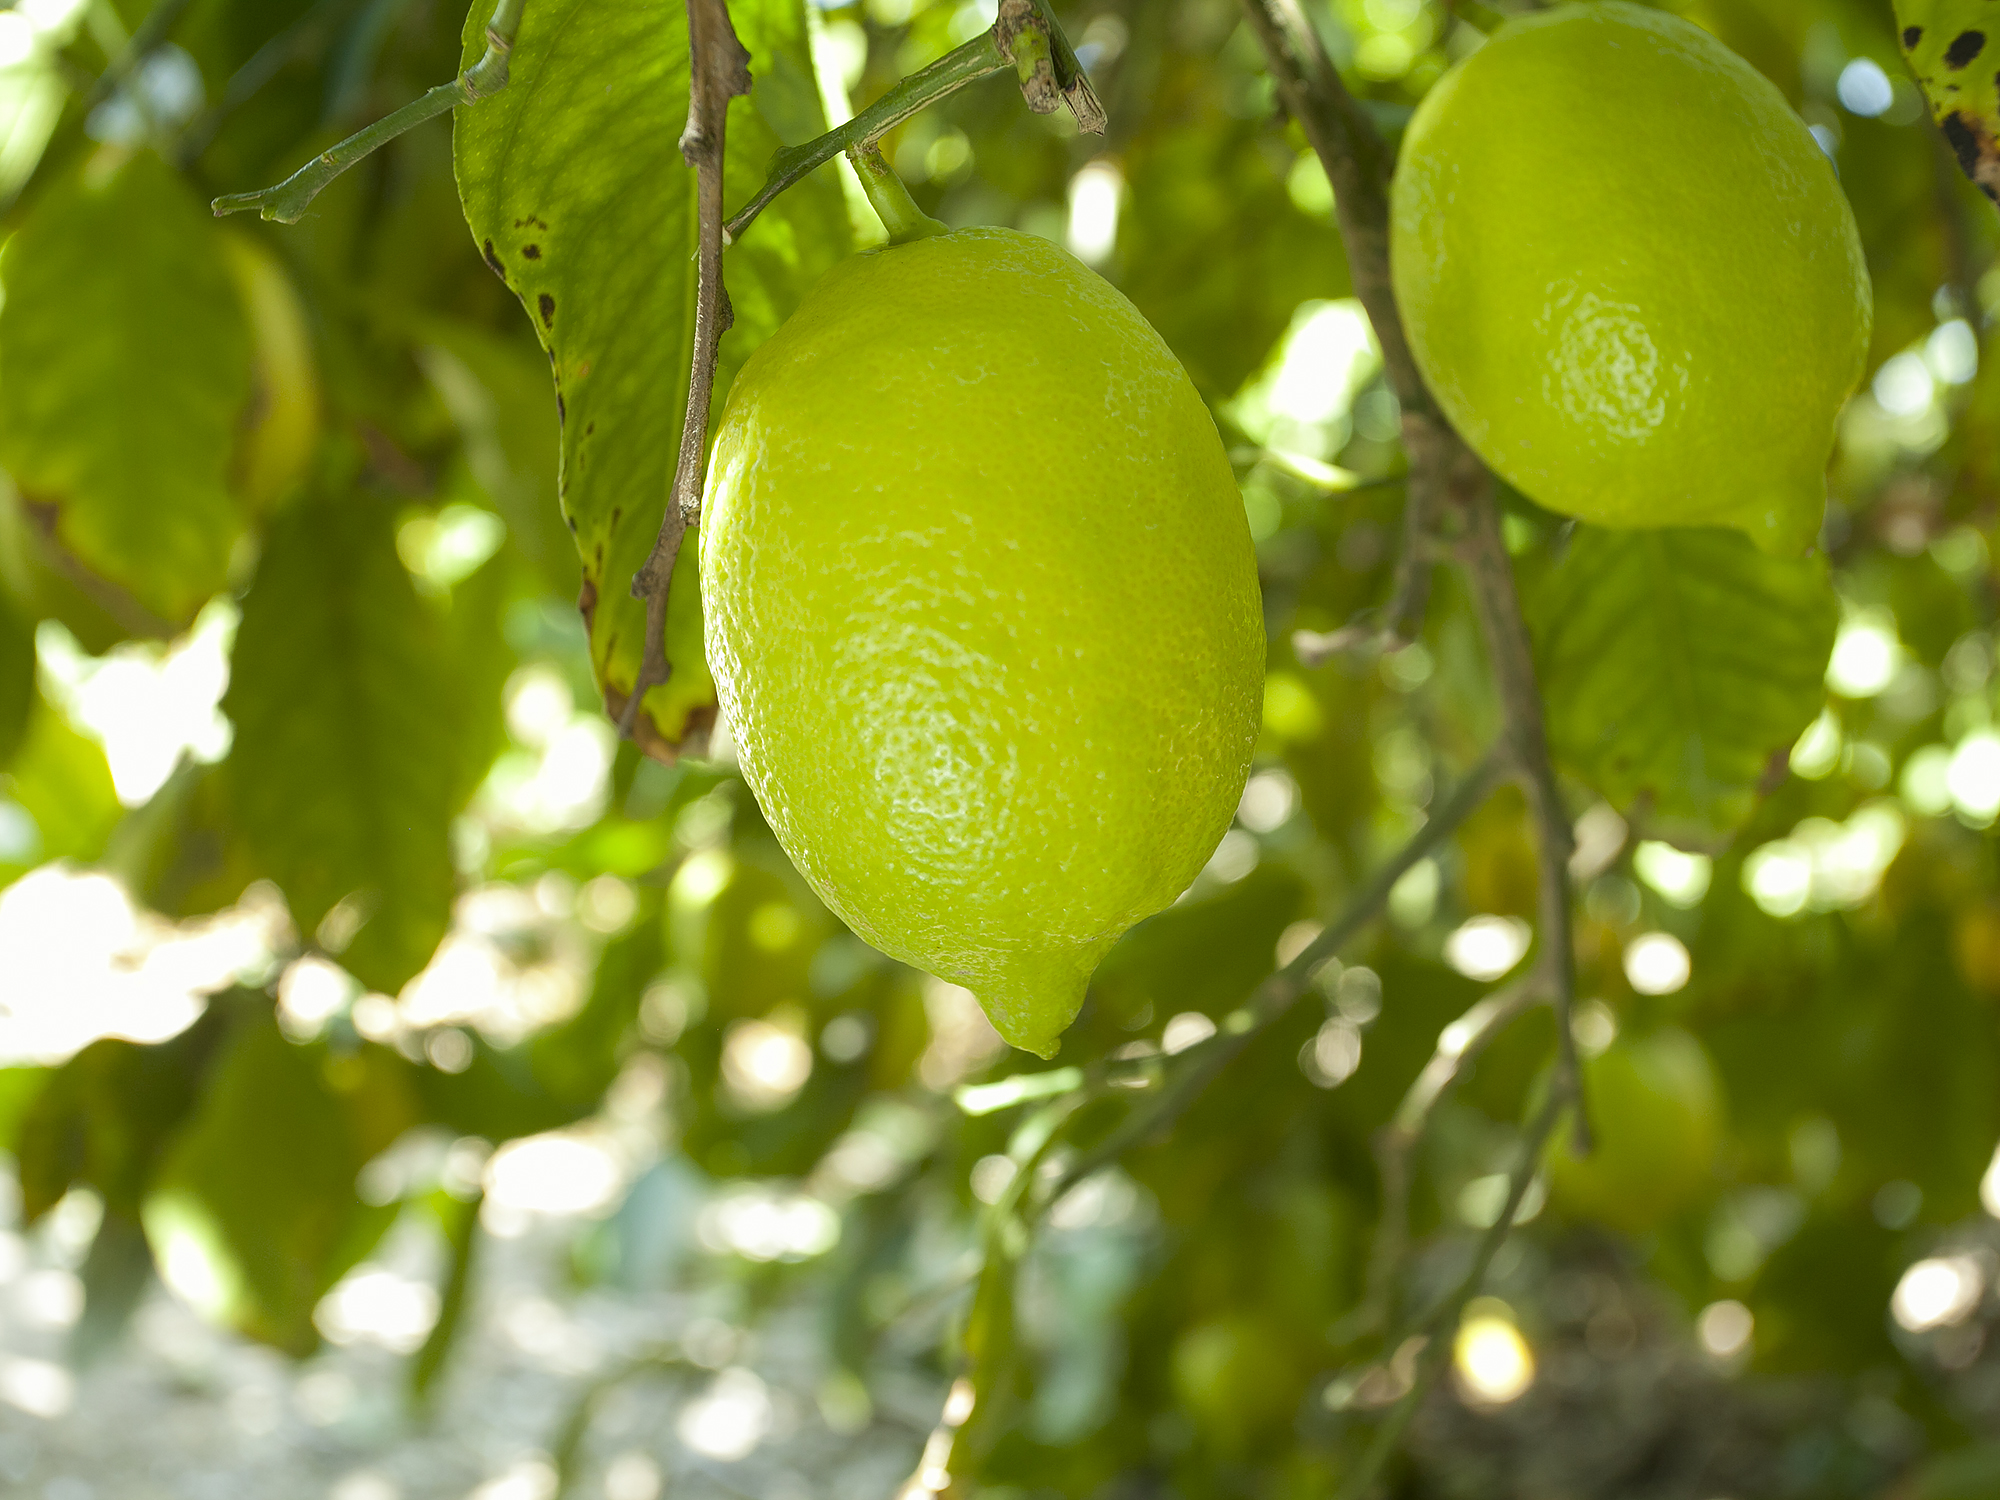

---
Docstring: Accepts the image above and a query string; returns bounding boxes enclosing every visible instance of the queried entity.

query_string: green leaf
[417,322,580,599]
[417,896,663,1140]
[1528,526,1837,836]
[13,1028,218,1222]
[453,0,847,757]
[223,493,461,992]
[146,1016,401,1355]
[1,689,120,886]
[0,152,251,630]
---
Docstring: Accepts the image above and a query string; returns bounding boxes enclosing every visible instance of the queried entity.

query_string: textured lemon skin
[1390,2,1871,555]
[701,227,1264,1057]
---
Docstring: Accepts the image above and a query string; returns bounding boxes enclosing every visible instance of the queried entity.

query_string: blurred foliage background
[1,0,2000,1496]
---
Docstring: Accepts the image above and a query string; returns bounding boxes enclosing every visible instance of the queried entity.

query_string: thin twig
[1239,0,1581,1112]
[1040,750,1507,1208]
[1358,976,1542,1333]
[211,0,525,222]
[723,0,1104,241]
[614,0,751,741]
[1239,0,1443,655]
[1334,1090,1568,1500]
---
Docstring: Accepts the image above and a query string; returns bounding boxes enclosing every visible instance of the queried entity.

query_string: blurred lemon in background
[1171,1313,1305,1454]
[1550,1026,1724,1235]
[702,227,1264,1058]
[1390,1,1871,554]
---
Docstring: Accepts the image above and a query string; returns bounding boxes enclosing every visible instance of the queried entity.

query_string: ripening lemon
[701,227,1264,1058]
[1390,2,1872,554]
[1549,1027,1724,1236]
[1171,1313,1305,1454]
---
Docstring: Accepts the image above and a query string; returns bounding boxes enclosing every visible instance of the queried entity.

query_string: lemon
[1390,2,1871,554]
[1170,1314,1305,1454]
[1549,1027,1723,1236]
[701,227,1264,1057]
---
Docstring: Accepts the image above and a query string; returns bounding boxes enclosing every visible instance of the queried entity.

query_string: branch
[1238,4,1588,1485]
[1239,0,1446,657]
[1357,976,1541,1336]
[1457,488,1587,1150]
[1239,0,1581,1105]
[615,0,751,741]
[618,0,1105,740]
[1041,750,1506,1208]
[210,0,526,223]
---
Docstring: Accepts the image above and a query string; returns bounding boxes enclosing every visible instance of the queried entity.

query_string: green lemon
[1170,1313,1304,1454]
[701,227,1264,1057]
[1390,2,1871,554]
[1549,1026,1723,1236]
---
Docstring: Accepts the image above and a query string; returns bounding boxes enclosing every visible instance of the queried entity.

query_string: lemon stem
[846,142,948,245]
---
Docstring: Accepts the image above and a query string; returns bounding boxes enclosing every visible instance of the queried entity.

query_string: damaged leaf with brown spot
[451,0,847,761]
[1898,0,2000,203]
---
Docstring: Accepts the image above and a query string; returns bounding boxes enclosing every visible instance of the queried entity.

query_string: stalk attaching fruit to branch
[724,0,1104,242]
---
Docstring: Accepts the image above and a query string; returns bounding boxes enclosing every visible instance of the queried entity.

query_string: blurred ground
[0,1163,934,1500]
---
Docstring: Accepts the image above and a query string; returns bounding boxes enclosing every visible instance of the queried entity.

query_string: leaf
[453,0,847,758]
[0,689,120,887]
[416,897,663,1140]
[416,322,580,598]
[146,1016,400,1355]
[13,1017,226,1223]
[1896,1,2000,205]
[223,492,462,992]
[0,151,252,629]
[1528,526,1837,836]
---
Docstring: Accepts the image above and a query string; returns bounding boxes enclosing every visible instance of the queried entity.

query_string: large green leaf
[452,0,847,758]
[0,152,251,630]
[223,494,461,992]
[13,1024,222,1223]
[147,1016,402,1356]
[1528,526,1837,836]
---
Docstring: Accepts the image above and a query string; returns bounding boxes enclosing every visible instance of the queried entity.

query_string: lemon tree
[5,1,2000,1498]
